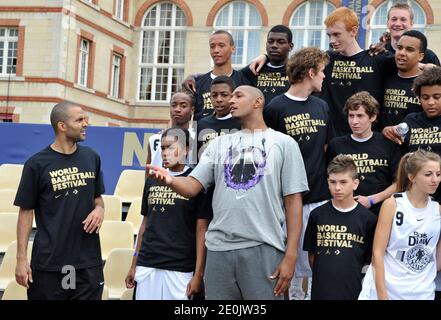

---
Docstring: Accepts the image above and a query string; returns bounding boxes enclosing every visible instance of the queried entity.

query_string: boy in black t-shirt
[304,155,377,300]
[126,128,212,300]
[381,30,426,128]
[327,92,401,215]
[145,90,195,172]
[14,102,105,300]
[382,3,440,66]
[240,25,293,106]
[383,67,441,204]
[196,75,241,160]
[320,7,395,136]
[264,47,333,300]
[184,30,250,120]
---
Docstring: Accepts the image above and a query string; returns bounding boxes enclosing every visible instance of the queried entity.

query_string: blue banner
[342,0,369,49]
[0,123,160,194]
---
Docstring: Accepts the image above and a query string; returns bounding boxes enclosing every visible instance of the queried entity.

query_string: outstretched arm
[146,164,204,198]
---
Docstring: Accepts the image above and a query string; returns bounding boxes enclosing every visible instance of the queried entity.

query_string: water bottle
[396,122,409,140]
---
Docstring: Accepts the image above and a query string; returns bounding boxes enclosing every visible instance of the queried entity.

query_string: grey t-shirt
[190,128,309,252]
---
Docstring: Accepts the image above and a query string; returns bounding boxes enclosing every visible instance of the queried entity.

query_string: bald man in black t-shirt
[14,101,105,300]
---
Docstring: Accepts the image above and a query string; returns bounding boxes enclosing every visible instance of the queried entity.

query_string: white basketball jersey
[360,192,440,300]
[148,128,196,167]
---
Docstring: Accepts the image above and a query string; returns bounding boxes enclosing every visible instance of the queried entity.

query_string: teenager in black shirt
[196,75,241,161]
[264,47,332,300]
[327,92,401,215]
[145,91,195,173]
[383,67,441,204]
[319,7,397,136]
[383,3,440,66]
[185,30,250,120]
[304,155,376,300]
[240,25,293,105]
[14,102,105,300]
[251,9,405,135]
[382,30,426,128]
[126,128,212,300]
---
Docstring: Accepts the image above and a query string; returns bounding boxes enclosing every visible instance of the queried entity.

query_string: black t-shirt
[385,43,441,66]
[264,94,333,204]
[402,112,441,202]
[196,114,241,161]
[194,70,251,120]
[319,50,395,136]
[327,132,401,214]
[14,145,105,271]
[137,168,213,272]
[240,63,289,105]
[382,73,422,128]
[303,201,377,300]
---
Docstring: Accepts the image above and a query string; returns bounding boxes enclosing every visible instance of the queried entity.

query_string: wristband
[133,252,138,257]
[368,196,375,207]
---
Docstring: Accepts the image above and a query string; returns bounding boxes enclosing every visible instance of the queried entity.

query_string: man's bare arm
[16,208,34,288]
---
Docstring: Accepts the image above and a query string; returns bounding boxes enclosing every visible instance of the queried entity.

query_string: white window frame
[78,39,90,87]
[368,0,426,45]
[115,0,124,20]
[213,1,262,68]
[0,27,18,76]
[290,0,336,51]
[138,2,187,102]
[110,53,122,98]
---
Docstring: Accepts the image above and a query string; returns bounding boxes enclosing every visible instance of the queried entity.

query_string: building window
[0,27,18,76]
[115,0,125,20]
[138,2,187,102]
[369,0,426,45]
[214,1,262,68]
[111,53,122,98]
[78,39,90,87]
[290,0,335,51]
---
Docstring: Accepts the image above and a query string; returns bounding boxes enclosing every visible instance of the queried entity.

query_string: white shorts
[134,266,193,300]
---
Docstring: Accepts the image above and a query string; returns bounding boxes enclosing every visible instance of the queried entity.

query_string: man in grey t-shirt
[147,85,308,300]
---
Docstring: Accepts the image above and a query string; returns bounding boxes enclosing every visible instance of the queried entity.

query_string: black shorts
[28,265,104,300]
